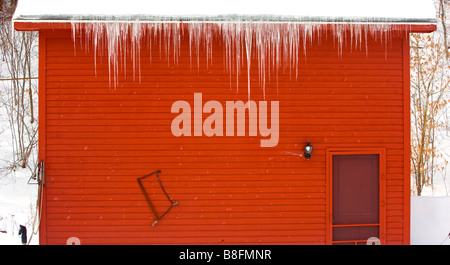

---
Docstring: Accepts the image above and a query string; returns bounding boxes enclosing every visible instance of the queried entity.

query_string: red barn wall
[38,27,411,245]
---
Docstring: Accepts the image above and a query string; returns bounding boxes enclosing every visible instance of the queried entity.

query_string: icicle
[70,21,399,96]
[244,23,253,101]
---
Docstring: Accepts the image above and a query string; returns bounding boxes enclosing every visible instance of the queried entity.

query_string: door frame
[326,148,386,245]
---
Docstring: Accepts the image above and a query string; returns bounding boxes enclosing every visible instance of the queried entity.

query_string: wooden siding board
[401,33,412,245]
[41,28,408,245]
[39,31,48,245]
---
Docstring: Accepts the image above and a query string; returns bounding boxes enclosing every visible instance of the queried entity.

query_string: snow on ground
[0,101,39,245]
[0,168,39,245]
[411,196,450,245]
[411,134,450,245]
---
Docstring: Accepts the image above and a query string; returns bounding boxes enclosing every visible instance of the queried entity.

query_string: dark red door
[332,154,380,245]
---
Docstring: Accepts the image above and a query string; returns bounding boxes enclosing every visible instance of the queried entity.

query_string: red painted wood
[332,154,380,244]
[38,32,48,245]
[37,26,413,245]
[332,155,380,225]
[402,33,412,245]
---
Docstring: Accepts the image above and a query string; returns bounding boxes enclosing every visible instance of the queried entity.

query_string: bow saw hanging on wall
[137,170,178,226]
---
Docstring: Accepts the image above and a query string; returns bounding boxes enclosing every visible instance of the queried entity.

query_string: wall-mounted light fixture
[304,141,313,160]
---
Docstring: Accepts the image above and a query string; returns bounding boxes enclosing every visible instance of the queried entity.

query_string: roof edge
[13,14,438,24]
[13,17,437,34]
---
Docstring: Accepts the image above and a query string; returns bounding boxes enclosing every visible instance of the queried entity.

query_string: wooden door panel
[332,154,380,244]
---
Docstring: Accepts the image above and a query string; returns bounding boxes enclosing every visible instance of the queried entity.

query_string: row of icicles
[71,21,404,99]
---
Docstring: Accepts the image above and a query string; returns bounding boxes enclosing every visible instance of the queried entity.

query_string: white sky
[13,0,437,22]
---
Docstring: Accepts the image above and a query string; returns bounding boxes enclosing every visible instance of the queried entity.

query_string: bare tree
[438,0,449,59]
[410,31,450,195]
[0,0,38,172]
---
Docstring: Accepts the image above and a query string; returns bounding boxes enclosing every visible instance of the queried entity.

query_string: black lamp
[304,141,313,160]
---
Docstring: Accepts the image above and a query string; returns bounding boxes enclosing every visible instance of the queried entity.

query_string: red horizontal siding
[40,28,408,245]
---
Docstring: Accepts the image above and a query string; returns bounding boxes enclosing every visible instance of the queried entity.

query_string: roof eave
[13,15,437,33]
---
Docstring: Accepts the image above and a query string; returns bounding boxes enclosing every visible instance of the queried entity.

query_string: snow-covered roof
[13,0,437,24]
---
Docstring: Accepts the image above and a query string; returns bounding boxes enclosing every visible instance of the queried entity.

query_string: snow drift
[411,196,450,245]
